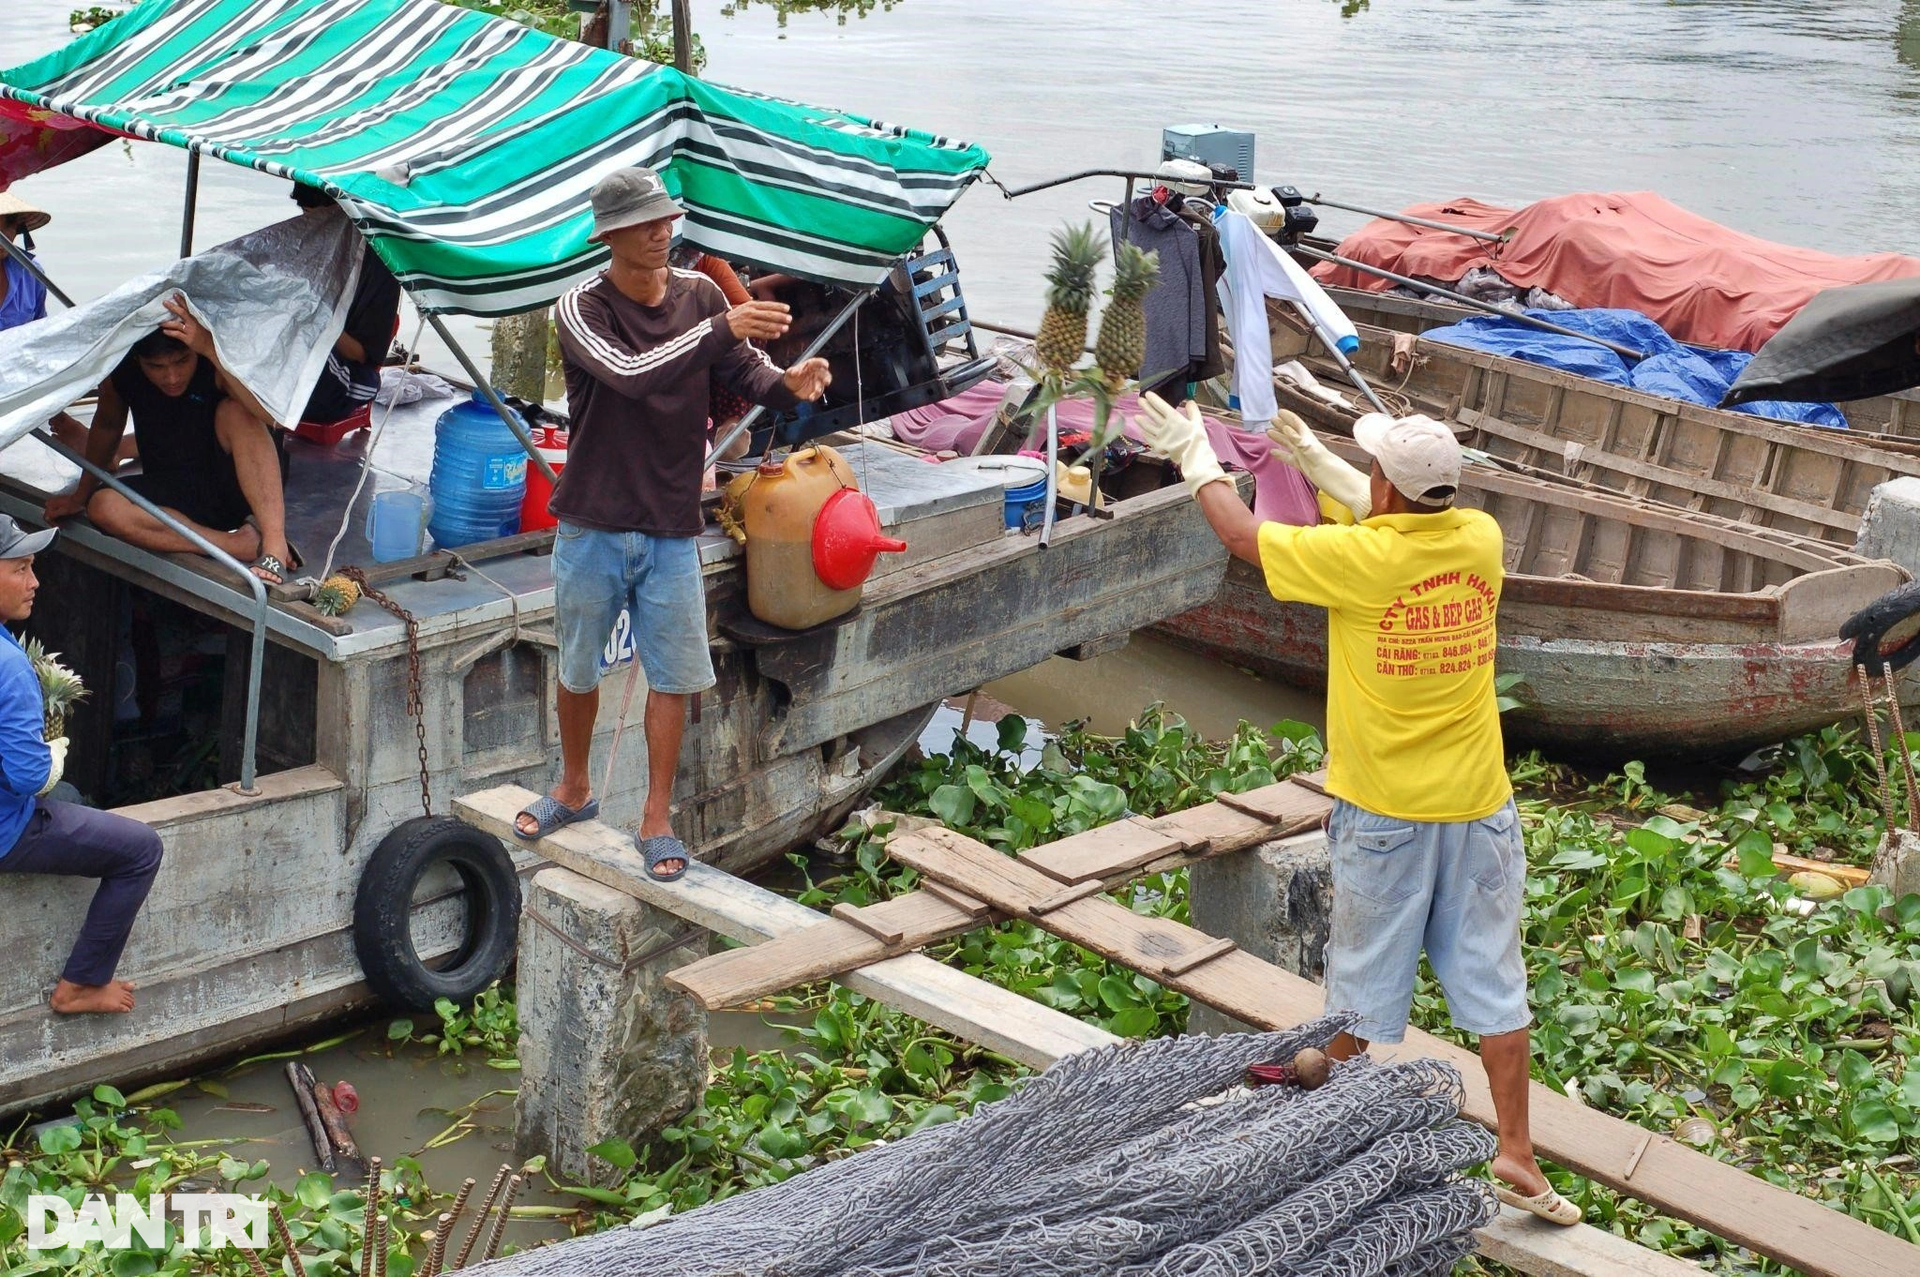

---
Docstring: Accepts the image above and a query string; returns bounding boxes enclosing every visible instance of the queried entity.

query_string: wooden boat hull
[1158,558,1890,757]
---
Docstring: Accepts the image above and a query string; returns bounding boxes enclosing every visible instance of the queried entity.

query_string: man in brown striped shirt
[514,167,831,883]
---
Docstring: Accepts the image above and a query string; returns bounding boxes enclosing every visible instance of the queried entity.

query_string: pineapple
[23,637,86,740]
[1034,223,1106,375]
[311,574,362,618]
[1094,242,1160,392]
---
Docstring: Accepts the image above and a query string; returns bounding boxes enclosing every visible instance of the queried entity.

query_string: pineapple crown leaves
[1107,243,1161,302]
[23,637,87,716]
[1043,222,1107,312]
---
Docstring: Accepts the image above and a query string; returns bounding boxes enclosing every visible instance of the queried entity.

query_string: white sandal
[1494,1183,1583,1226]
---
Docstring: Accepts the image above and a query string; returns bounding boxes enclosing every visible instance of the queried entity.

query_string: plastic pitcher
[366,487,433,562]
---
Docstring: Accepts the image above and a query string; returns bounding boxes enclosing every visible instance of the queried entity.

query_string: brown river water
[5,0,1919,1230]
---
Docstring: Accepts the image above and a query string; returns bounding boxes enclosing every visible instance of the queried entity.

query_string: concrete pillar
[1855,476,1920,576]
[515,867,710,1185]
[1185,829,1333,1036]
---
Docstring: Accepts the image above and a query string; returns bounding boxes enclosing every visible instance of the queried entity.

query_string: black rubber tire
[352,816,520,1011]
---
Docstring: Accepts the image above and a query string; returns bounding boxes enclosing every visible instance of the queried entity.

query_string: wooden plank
[1019,817,1188,884]
[1156,935,1236,978]
[888,827,1917,1277]
[664,781,1333,1011]
[1215,780,1332,824]
[455,786,1111,1068]
[1027,878,1109,916]
[831,902,904,945]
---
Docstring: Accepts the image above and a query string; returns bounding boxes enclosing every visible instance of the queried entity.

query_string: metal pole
[993,168,1258,201]
[0,234,75,309]
[671,0,693,72]
[422,311,560,485]
[31,428,268,793]
[1293,243,1647,362]
[180,151,201,258]
[607,0,630,52]
[1306,315,1392,415]
[1307,193,1508,243]
[710,286,880,461]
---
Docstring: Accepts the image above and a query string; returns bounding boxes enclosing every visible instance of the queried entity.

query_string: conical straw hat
[0,191,51,234]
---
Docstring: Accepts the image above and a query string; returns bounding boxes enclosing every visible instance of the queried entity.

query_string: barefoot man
[514,166,830,881]
[1136,396,1580,1227]
[0,515,163,1013]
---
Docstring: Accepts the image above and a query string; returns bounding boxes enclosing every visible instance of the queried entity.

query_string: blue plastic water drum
[427,391,529,548]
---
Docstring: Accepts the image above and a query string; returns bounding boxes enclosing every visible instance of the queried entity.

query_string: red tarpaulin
[1309,191,1920,353]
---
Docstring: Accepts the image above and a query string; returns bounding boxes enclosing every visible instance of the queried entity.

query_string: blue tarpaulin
[1422,308,1848,429]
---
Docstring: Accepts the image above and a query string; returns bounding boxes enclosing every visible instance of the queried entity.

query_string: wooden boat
[1158,429,1907,756]
[1322,283,1920,438]
[1264,312,1920,561]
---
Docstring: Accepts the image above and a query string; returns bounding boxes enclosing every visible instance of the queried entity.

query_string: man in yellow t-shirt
[1135,394,1578,1227]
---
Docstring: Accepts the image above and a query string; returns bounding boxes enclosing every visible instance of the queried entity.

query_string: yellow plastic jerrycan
[720,445,905,630]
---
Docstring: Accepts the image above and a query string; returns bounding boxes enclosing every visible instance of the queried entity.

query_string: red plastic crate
[294,404,373,446]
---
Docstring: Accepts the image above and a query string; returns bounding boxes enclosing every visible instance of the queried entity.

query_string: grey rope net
[474,1013,1497,1277]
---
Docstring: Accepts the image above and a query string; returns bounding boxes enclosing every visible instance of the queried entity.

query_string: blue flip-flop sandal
[515,794,600,841]
[639,833,689,882]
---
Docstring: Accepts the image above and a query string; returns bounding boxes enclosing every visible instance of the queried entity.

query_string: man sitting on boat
[1135,395,1580,1228]
[291,181,401,426]
[40,296,300,585]
[512,166,832,881]
[0,515,164,1014]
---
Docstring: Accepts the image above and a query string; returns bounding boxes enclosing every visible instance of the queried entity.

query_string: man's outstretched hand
[783,357,832,402]
[725,300,793,342]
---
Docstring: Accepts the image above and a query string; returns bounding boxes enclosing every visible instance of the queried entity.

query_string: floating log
[284,1061,335,1174]
[310,1077,362,1163]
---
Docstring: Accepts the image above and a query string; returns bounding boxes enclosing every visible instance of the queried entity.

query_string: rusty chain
[342,567,432,817]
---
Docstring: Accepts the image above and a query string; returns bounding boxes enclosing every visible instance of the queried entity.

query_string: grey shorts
[1322,798,1531,1044]
[552,522,716,696]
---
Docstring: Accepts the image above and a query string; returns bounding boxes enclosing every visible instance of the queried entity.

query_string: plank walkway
[458,783,1713,1277]
[666,779,1333,1010]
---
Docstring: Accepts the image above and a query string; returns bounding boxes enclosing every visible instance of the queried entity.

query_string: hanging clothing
[1214,209,1359,430]
[1109,195,1204,388]
[1175,199,1227,381]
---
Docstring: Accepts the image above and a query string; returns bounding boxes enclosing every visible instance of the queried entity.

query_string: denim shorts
[1321,798,1531,1044]
[552,522,716,696]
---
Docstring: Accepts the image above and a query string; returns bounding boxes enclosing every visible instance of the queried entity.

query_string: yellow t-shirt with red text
[1257,506,1510,822]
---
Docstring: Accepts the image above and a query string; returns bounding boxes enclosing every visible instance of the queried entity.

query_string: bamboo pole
[284,1062,335,1173]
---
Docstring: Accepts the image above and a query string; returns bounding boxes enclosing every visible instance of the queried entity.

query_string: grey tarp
[1722,276,1920,406]
[0,210,360,445]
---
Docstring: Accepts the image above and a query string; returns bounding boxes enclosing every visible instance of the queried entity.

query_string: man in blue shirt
[0,515,163,1014]
[0,193,50,333]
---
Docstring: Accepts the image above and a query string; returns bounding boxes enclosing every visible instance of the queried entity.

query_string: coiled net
[476,1013,1496,1277]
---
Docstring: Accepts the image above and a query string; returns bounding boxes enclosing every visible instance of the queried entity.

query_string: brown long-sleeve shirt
[552,269,796,536]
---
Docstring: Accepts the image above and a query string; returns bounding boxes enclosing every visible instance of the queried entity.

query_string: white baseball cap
[1352,412,1460,507]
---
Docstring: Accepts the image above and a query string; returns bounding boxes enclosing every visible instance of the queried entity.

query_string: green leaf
[37,1123,82,1155]
[91,1084,126,1108]
[928,784,976,827]
[1107,1006,1160,1038]
[1850,1098,1902,1143]
[996,714,1028,754]
[297,1172,334,1211]
[755,1124,809,1160]
[1732,829,1778,878]
[561,1184,632,1207]
[387,1019,414,1040]
[1096,974,1138,1012]
[1837,1050,1877,1092]
[586,1138,636,1169]
[904,1103,959,1135]
[1766,1059,1817,1098]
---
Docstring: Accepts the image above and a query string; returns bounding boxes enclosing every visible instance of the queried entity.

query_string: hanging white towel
[1213,209,1359,429]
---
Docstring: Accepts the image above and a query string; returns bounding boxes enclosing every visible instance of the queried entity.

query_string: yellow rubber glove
[1267,409,1372,519]
[37,737,67,797]
[1136,393,1231,499]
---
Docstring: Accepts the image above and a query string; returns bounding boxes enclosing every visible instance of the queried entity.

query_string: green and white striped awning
[0,0,989,315]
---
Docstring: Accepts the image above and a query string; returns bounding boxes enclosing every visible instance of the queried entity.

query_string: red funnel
[813,487,907,591]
